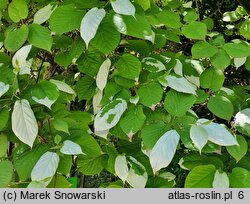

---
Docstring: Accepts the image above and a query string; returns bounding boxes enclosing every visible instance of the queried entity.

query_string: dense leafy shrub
[0,0,250,188]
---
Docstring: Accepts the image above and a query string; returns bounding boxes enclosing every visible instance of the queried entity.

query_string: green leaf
[211,49,231,70]
[229,167,250,187]
[78,154,108,175]
[226,135,248,162]
[50,5,84,34]
[31,152,59,186]
[240,19,250,40]
[0,0,8,10]
[91,15,120,54]
[207,95,234,120]
[191,41,218,59]
[28,24,53,51]
[14,144,49,181]
[212,171,229,188]
[164,90,196,117]
[182,22,207,40]
[57,155,72,175]
[0,81,9,98]
[75,75,96,101]
[0,160,13,187]
[223,43,250,58]
[116,54,141,80]
[8,0,28,22]
[137,82,163,109]
[0,134,8,157]
[113,13,154,42]
[200,68,224,92]
[47,175,71,188]
[149,130,180,174]
[4,24,29,52]
[31,81,59,109]
[120,105,146,140]
[184,165,216,188]
[179,154,224,170]
[111,0,135,16]
[34,4,57,25]
[80,7,106,48]
[52,118,69,134]
[141,121,170,150]
[183,10,199,23]
[134,0,150,10]
[11,99,38,147]
[156,10,182,29]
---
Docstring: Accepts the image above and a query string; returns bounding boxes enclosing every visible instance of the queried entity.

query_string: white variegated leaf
[34,4,57,24]
[234,57,247,69]
[11,99,38,147]
[0,82,10,98]
[212,171,229,188]
[197,119,238,146]
[96,58,111,91]
[173,59,183,76]
[234,108,250,125]
[127,168,147,188]
[60,140,85,155]
[31,152,59,186]
[142,57,166,72]
[94,98,127,133]
[93,89,103,115]
[115,155,129,182]
[126,156,147,188]
[12,45,32,75]
[80,8,106,48]
[111,0,136,16]
[190,124,208,153]
[50,79,75,95]
[149,130,180,174]
[160,75,197,95]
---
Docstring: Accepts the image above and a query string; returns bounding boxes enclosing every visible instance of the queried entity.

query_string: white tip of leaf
[111,0,136,16]
[34,4,57,25]
[173,59,183,76]
[160,75,197,95]
[31,96,55,109]
[31,152,59,186]
[12,45,32,75]
[235,108,250,126]
[80,7,106,49]
[96,58,111,91]
[60,140,85,155]
[234,57,246,69]
[11,99,38,148]
[190,125,208,154]
[0,82,10,98]
[93,89,103,115]
[212,170,230,188]
[50,79,75,95]
[149,130,180,174]
[115,155,129,182]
